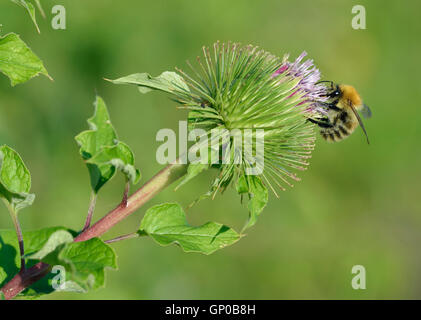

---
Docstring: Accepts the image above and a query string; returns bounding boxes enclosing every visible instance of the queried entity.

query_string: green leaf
[0,145,35,213]
[0,227,73,298]
[108,71,190,95]
[138,203,240,255]
[86,142,141,185]
[0,227,117,298]
[75,96,141,193]
[0,33,51,86]
[40,238,117,292]
[237,175,268,231]
[10,0,40,33]
[25,230,73,260]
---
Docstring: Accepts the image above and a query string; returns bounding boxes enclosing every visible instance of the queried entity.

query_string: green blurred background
[1,0,420,299]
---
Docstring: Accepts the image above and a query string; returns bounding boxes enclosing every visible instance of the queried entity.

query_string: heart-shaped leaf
[138,203,240,255]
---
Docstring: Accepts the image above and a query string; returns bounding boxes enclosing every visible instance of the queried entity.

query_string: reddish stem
[1,263,51,300]
[0,160,187,300]
[74,161,186,242]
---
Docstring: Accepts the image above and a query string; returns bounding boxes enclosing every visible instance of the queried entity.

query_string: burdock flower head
[110,42,326,229]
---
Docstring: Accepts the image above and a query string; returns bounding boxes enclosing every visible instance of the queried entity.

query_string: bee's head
[317,81,342,99]
[328,84,342,99]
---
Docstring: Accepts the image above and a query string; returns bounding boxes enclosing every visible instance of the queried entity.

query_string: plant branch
[0,263,51,300]
[74,159,187,242]
[0,159,188,300]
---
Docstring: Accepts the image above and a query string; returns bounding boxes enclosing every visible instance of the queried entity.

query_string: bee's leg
[307,118,334,128]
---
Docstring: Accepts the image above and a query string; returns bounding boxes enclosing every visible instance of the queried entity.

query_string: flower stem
[0,159,188,300]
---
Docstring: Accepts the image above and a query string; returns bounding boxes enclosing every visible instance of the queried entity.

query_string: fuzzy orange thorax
[338,84,363,109]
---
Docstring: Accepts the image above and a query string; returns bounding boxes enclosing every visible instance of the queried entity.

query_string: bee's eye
[328,90,340,98]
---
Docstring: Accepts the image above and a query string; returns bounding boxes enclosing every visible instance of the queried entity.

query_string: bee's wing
[360,103,372,119]
[350,104,370,145]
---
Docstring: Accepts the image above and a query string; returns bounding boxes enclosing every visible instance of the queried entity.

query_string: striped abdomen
[320,110,357,142]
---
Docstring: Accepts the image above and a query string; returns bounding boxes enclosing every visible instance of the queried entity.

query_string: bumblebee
[308,81,371,144]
